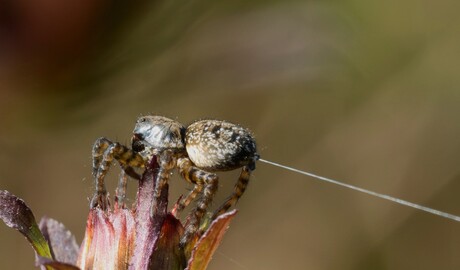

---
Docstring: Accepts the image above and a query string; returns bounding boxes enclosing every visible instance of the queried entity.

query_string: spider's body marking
[185,120,258,171]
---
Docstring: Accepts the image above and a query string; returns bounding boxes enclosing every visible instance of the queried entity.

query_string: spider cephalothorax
[91,115,259,245]
[132,116,186,157]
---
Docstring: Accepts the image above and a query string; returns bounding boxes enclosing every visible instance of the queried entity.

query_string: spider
[91,115,259,245]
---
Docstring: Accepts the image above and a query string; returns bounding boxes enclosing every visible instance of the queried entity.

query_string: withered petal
[77,208,115,269]
[186,210,238,270]
[77,207,137,270]
[39,217,80,265]
[148,214,186,270]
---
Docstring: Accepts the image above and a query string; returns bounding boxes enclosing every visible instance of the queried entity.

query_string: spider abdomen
[185,120,258,171]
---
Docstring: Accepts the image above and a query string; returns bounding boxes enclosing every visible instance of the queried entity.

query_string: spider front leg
[115,170,128,208]
[151,150,176,216]
[177,157,218,247]
[91,137,145,209]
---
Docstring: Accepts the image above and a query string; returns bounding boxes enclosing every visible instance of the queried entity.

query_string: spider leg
[211,164,253,220]
[177,157,218,246]
[92,137,111,178]
[151,150,176,215]
[91,137,112,209]
[175,184,203,214]
[115,170,128,208]
[91,137,144,209]
[120,164,142,180]
[175,156,205,213]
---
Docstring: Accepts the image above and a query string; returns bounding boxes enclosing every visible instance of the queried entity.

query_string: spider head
[132,115,186,157]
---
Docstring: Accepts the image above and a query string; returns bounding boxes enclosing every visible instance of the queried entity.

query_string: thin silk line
[259,158,460,222]
[216,251,249,270]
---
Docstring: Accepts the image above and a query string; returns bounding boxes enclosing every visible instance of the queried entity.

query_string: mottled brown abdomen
[185,120,258,171]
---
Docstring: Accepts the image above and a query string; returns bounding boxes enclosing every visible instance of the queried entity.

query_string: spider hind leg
[212,165,252,220]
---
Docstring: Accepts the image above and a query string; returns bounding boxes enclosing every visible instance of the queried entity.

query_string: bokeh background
[1,0,460,269]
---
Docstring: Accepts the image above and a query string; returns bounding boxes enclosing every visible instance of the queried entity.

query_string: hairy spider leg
[92,137,111,178]
[212,165,253,220]
[175,185,204,214]
[174,157,205,213]
[151,151,176,215]
[91,137,144,209]
[115,170,128,208]
[91,137,112,209]
[119,163,142,181]
[177,157,218,247]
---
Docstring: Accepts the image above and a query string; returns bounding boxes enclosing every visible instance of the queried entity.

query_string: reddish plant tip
[0,190,36,234]
[1,155,239,270]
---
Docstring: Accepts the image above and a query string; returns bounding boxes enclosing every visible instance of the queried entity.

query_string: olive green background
[1,0,460,269]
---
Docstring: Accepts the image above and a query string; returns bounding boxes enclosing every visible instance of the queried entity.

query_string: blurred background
[1,0,460,269]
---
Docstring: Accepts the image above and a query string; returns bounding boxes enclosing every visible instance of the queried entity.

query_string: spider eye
[132,138,145,152]
[133,132,144,141]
